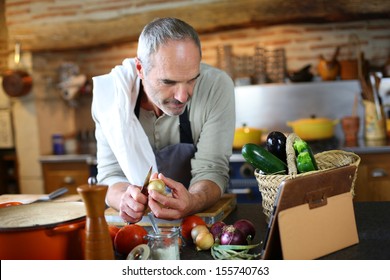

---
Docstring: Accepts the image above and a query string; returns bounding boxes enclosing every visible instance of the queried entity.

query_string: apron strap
[134,85,194,144]
[179,107,193,144]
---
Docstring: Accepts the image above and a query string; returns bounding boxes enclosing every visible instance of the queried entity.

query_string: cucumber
[242,143,287,175]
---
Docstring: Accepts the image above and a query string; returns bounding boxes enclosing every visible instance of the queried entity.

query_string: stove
[228,152,261,204]
[227,137,341,204]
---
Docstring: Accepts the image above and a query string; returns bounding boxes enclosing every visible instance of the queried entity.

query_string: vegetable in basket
[242,143,287,175]
[293,139,318,173]
[265,131,287,164]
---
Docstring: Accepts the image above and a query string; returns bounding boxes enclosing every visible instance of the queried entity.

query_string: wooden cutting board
[105,193,237,227]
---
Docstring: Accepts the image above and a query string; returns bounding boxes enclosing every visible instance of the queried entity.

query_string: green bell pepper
[296,151,316,173]
[293,139,318,173]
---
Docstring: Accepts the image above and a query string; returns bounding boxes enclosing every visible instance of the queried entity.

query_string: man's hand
[106,182,148,223]
[118,184,149,223]
[148,173,221,220]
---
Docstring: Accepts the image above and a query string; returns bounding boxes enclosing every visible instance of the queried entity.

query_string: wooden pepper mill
[77,178,114,260]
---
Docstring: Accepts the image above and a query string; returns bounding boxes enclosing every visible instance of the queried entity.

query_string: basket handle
[286,133,300,175]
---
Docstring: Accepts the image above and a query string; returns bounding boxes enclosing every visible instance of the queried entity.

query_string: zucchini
[242,143,287,175]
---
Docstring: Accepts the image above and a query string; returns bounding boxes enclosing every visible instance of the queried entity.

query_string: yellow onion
[195,231,214,251]
[191,225,209,242]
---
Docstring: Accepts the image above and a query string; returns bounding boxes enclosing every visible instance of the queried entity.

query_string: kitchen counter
[343,138,390,154]
[39,154,97,165]
[180,201,390,260]
[38,136,390,165]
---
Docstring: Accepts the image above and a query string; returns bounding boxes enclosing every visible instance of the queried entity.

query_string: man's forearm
[188,180,222,214]
[106,182,130,210]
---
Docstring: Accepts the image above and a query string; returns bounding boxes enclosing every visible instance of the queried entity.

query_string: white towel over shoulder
[92,58,157,186]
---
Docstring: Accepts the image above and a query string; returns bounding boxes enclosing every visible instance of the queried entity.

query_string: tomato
[114,224,148,256]
[108,225,120,246]
[181,215,206,240]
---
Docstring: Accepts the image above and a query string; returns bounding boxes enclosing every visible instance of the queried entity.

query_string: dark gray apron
[134,91,196,188]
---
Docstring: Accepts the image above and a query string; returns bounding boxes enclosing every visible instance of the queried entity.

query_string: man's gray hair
[137,17,202,74]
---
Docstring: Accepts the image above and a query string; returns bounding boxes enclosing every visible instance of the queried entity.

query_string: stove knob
[240,163,255,178]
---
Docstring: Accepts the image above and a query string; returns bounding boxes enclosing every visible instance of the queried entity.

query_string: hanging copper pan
[2,43,33,97]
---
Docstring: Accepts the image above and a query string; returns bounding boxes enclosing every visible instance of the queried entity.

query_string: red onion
[233,219,256,240]
[220,225,247,245]
[210,221,226,240]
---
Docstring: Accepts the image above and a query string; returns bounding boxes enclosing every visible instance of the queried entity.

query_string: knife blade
[140,166,153,196]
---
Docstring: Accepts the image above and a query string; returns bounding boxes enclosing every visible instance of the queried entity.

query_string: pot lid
[0,201,86,230]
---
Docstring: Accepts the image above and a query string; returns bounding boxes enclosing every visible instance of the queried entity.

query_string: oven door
[228,161,262,204]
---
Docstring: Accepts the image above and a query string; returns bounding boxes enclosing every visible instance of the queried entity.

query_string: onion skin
[210,221,226,240]
[220,225,247,245]
[233,219,256,241]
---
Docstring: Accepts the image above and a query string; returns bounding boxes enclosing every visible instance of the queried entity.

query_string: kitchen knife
[140,166,153,196]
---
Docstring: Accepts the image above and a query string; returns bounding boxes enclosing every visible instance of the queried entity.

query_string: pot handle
[46,219,86,236]
[0,201,23,208]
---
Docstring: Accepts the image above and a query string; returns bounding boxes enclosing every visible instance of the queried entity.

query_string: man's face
[137,39,201,117]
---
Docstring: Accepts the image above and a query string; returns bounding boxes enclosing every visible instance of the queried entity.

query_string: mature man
[92,17,235,223]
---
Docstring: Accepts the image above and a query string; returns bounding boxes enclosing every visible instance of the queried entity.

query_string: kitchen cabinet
[354,152,390,202]
[0,150,19,194]
[41,161,90,194]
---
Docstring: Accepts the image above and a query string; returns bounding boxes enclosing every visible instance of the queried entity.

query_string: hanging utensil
[2,43,33,97]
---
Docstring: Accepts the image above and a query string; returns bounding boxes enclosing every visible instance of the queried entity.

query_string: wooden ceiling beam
[6,0,390,52]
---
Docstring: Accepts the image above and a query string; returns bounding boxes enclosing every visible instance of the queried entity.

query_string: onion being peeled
[233,219,256,241]
[220,225,247,245]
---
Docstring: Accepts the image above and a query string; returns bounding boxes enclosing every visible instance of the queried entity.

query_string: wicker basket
[255,133,361,220]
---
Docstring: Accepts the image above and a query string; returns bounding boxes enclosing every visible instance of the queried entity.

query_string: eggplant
[265,131,287,164]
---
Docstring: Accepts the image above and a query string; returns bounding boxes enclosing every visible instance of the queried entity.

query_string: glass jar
[145,227,180,260]
[52,134,65,155]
